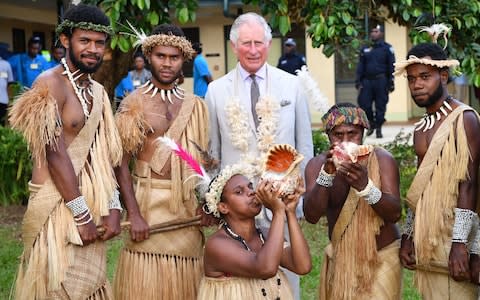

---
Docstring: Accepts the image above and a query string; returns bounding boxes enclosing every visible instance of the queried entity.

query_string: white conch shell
[332,142,373,168]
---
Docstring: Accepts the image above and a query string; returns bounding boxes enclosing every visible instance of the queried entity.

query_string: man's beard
[412,81,444,108]
[151,69,181,86]
[69,46,103,73]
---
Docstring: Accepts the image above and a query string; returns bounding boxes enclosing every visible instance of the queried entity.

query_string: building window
[12,28,25,54]
[181,27,199,78]
[334,52,357,104]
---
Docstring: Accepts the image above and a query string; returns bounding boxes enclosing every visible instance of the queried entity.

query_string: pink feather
[157,136,210,182]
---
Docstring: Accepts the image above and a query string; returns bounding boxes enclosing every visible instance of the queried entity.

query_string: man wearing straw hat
[397,41,480,299]
[113,23,210,299]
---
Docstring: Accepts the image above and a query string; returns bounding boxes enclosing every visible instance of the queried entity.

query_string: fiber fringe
[326,150,384,299]
[114,249,203,300]
[8,84,61,165]
[115,94,151,155]
[198,271,294,300]
[414,113,470,264]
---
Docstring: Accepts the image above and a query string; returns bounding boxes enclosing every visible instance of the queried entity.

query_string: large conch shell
[332,142,373,168]
[261,144,304,196]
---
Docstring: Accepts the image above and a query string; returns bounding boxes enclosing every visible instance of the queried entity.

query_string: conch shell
[261,144,304,196]
[332,142,373,168]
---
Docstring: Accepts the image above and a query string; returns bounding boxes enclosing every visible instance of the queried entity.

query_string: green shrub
[0,126,32,206]
[382,130,417,201]
[382,130,417,218]
[312,129,330,156]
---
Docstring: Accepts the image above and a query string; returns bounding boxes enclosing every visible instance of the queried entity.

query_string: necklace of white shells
[140,80,185,121]
[414,95,454,132]
[61,58,93,118]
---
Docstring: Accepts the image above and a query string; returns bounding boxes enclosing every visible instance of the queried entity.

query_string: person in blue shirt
[114,53,151,104]
[114,72,134,103]
[355,25,395,138]
[277,38,306,75]
[8,36,48,88]
[0,56,13,125]
[47,45,65,69]
[192,42,212,98]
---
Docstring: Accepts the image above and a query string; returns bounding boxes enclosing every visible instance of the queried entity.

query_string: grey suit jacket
[205,63,313,172]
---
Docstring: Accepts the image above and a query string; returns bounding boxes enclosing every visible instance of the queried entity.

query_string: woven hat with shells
[260,144,304,196]
[121,21,195,60]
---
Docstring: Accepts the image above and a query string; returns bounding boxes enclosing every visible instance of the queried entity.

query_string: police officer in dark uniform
[277,38,306,75]
[356,25,395,138]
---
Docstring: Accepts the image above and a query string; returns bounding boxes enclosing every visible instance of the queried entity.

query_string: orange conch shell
[261,144,304,195]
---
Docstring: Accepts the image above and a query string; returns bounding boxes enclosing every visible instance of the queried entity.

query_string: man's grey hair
[229,12,272,45]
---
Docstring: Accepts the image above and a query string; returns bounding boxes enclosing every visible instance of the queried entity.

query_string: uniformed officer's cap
[284,38,296,46]
[373,24,384,33]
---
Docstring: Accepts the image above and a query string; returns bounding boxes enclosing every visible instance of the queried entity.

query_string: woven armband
[315,164,335,188]
[354,179,382,205]
[108,189,123,212]
[402,208,415,238]
[65,195,89,217]
[452,208,476,244]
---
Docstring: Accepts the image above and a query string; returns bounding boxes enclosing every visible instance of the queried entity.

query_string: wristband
[315,164,335,188]
[75,213,93,226]
[354,178,382,205]
[452,208,476,244]
[402,208,415,238]
[109,189,123,212]
[65,195,89,217]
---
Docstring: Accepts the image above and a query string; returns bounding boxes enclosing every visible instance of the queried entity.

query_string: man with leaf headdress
[113,23,210,299]
[9,4,123,299]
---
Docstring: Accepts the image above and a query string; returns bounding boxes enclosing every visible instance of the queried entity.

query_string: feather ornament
[295,65,329,114]
[417,23,451,49]
[157,136,211,185]
[120,20,148,48]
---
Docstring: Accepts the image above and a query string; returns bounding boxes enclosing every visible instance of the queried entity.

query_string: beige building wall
[0,3,56,52]
[305,39,335,126]
[385,21,411,122]
[305,20,413,124]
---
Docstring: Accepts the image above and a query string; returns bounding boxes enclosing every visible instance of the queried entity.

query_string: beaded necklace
[222,222,281,299]
[61,58,93,118]
[414,95,453,132]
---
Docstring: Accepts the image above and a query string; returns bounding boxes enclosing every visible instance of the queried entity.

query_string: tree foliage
[81,0,198,96]
[267,0,480,86]
[79,0,480,88]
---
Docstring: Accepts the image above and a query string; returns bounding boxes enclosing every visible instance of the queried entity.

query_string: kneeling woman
[198,164,312,299]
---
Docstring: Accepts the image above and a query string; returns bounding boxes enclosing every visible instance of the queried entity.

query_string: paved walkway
[364,122,415,145]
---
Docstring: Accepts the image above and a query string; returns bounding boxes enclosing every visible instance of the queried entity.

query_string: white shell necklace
[61,58,93,118]
[140,80,185,103]
[414,96,453,132]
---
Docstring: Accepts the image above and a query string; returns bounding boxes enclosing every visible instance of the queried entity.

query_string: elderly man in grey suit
[205,12,313,299]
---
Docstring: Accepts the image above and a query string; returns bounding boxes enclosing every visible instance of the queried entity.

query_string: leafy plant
[0,126,32,206]
[312,129,330,156]
[382,130,417,218]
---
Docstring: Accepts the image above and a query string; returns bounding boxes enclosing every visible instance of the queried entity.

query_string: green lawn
[0,216,421,300]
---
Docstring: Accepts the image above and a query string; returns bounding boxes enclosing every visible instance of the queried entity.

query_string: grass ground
[0,205,421,299]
